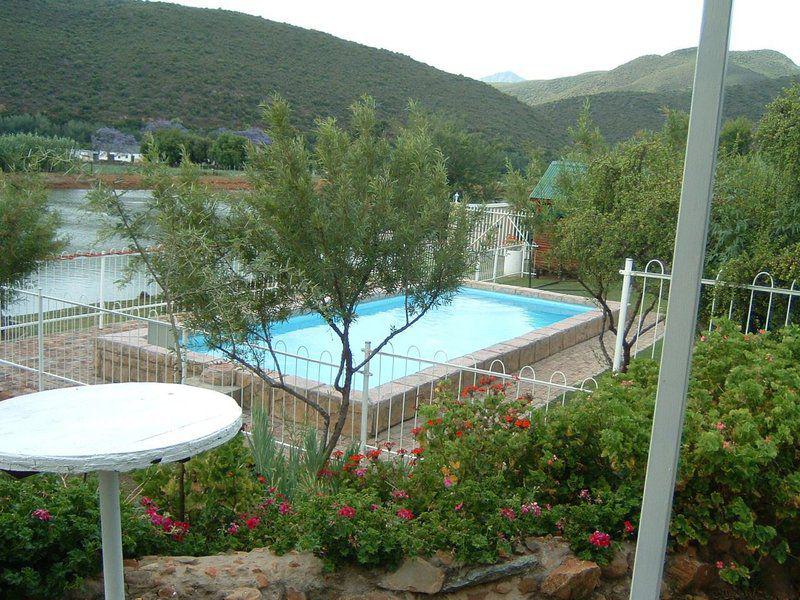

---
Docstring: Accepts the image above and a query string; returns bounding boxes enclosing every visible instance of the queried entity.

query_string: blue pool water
[187,287,590,386]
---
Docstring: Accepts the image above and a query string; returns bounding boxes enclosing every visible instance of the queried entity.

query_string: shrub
[0,133,77,172]
[0,474,166,599]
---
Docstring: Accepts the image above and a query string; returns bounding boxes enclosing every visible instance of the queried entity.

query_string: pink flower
[245,516,260,530]
[579,489,591,501]
[589,530,612,548]
[443,476,454,489]
[723,440,732,450]
[391,489,409,500]
[396,508,414,520]
[139,497,154,508]
[370,504,380,511]
[32,509,52,522]
[338,505,356,519]
[227,523,239,534]
[499,507,516,521]
[520,502,541,517]
[354,468,367,478]
[149,512,164,527]
[715,421,726,431]
[279,501,292,515]
[715,561,724,570]
[454,502,464,512]
[624,521,635,534]
[700,335,707,342]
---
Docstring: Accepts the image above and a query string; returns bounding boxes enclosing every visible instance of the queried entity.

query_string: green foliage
[0,133,77,172]
[248,405,331,499]
[719,116,753,156]
[0,112,97,144]
[208,132,248,169]
[141,128,210,166]
[756,83,800,198]
[408,107,508,201]
[0,474,166,599]
[0,171,65,307]
[134,437,263,541]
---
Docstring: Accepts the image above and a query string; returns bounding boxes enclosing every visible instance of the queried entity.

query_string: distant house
[529,160,586,206]
[528,160,586,275]
[90,127,142,163]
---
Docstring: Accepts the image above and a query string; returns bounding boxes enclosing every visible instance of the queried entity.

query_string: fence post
[359,341,372,453]
[492,247,500,281]
[98,254,106,330]
[37,287,44,391]
[613,258,634,372]
[474,259,481,281]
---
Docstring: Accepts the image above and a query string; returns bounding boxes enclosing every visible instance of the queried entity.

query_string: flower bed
[3,320,799,598]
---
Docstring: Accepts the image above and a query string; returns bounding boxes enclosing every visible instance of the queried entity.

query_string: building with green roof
[529,160,586,202]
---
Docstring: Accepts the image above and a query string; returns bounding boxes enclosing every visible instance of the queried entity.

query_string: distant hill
[524,74,800,147]
[480,71,525,84]
[0,0,563,150]
[495,48,800,105]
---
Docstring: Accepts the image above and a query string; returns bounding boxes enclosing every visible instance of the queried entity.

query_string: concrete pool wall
[94,282,617,437]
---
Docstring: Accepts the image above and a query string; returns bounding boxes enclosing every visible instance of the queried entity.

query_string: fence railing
[1,286,595,457]
[466,203,536,282]
[613,257,800,370]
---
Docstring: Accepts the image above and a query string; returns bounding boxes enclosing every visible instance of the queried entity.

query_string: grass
[494,274,626,302]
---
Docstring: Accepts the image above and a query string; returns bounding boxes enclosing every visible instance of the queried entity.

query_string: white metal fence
[467,202,535,282]
[1,285,595,456]
[613,257,800,370]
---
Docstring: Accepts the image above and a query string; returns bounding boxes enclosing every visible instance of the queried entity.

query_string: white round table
[0,383,242,600]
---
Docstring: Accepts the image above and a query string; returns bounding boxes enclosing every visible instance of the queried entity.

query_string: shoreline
[44,172,252,190]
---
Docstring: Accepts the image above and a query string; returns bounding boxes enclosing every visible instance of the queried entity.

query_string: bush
[0,474,167,599]
[208,132,248,169]
[0,133,77,172]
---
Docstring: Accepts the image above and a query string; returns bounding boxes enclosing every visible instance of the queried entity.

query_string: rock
[285,588,306,600]
[254,574,270,589]
[123,558,140,569]
[761,557,797,600]
[494,581,512,593]
[601,547,630,579]
[205,566,219,578]
[224,588,262,600]
[378,557,446,594]
[665,553,714,592]
[157,585,178,598]
[441,554,541,592]
[540,557,601,600]
[518,577,538,594]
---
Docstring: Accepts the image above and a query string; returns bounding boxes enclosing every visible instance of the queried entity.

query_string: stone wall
[73,536,787,600]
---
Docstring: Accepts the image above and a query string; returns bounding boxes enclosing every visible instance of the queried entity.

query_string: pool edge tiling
[94,282,618,437]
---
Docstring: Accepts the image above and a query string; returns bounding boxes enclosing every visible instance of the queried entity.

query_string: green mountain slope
[525,74,800,147]
[0,0,562,149]
[497,48,800,106]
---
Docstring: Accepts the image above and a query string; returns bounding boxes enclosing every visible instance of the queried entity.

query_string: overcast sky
[170,1,799,80]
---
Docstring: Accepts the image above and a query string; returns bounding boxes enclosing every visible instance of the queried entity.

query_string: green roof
[529,160,586,200]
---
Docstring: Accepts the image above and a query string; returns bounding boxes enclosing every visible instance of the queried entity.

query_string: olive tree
[104,96,474,459]
[552,130,683,370]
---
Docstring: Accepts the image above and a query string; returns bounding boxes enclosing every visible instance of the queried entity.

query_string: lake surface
[48,189,153,252]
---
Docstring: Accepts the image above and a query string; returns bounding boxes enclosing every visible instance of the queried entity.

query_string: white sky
[169,1,800,80]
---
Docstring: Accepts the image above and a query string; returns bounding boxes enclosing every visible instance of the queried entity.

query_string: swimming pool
[186,287,592,386]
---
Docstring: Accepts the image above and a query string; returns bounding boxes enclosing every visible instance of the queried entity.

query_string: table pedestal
[98,471,125,599]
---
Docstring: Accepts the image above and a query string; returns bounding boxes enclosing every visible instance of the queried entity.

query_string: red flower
[396,508,414,520]
[348,454,365,463]
[338,505,356,519]
[332,450,344,459]
[588,530,612,548]
[715,561,724,570]
[514,418,531,429]
[227,522,239,534]
[391,489,409,500]
[279,501,292,515]
[624,521,635,535]
[504,415,514,423]
[31,509,52,522]
[427,419,435,426]
[257,475,267,484]
[411,427,423,436]
[245,516,260,530]
[411,447,423,455]
[499,507,516,521]
[454,502,463,512]
[367,449,381,460]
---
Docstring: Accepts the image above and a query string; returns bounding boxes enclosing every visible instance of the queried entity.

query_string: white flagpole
[629,1,733,598]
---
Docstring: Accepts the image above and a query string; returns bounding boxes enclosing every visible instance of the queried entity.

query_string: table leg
[98,471,125,599]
